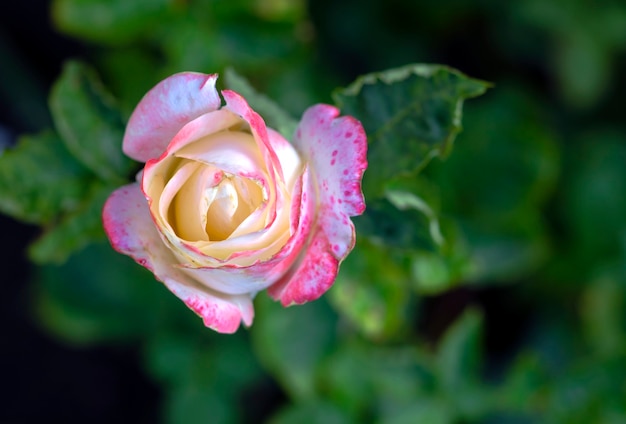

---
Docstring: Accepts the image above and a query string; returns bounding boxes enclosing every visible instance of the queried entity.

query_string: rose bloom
[103,73,367,333]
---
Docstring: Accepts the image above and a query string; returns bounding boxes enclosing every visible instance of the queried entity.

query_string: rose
[102,72,367,333]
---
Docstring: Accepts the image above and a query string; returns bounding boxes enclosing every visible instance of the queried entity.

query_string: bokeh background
[1,0,625,422]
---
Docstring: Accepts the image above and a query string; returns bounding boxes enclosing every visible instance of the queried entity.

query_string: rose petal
[294,104,367,217]
[176,287,254,331]
[102,183,251,333]
[221,90,284,236]
[268,228,339,306]
[268,201,355,305]
[158,161,203,238]
[123,73,221,163]
[267,128,303,191]
[267,105,367,305]
[222,90,283,182]
[174,130,265,177]
[102,183,162,271]
[157,109,244,161]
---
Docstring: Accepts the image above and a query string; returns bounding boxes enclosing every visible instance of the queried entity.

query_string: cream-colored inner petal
[158,161,198,234]
[175,130,263,176]
[169,168,265,242]
[204,177,241,241]
[173,164,223,241]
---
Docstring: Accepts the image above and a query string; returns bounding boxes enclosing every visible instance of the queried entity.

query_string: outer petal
[102,183,251,333]
[294,104,367,217]
[102,182,163,270]
[268,104,368,305]
[269,228,339,306]
[123,73,221,163]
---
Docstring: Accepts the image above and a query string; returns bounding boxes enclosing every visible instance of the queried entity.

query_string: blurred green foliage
[1,0,625,422]
[333,64,489,197]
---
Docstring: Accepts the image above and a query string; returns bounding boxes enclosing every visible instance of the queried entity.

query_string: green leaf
[383,398,455,424]
[515,0,626,110]
[50,61,134,183]
[149,332,264,424]
[52,0,172,44]
[580,271,626,358]
[409,219,475,295]
[435,308,488,418]
[426,84,559,283]
[329,239,413,340]
[411,252,454,295]
[320,341,436,420]
[0,131,92,224]
[33,241,172,345]
[385,186,445,248]
[333,64,490,197]
[351,175,474,295]
[251,0,306,22]
[28,182,113,264]
[561,131,626,263]
[354,198,439,251]
[544,358,626,423]
[97,47,163,115]
[145,330,262,389]
[144,332,199,387]
[223,67,299,140]
[251,294,337,401]
[267,402,351,424]
[165,386,234,424]
[555,32,610,110]
[496,353,548,414]
[497,347,626,422]
[457,222,551,284]
[429,84,559,216]
[436,308,483,392]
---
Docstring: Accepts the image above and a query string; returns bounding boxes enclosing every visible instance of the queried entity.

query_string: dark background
[1,1,161,421]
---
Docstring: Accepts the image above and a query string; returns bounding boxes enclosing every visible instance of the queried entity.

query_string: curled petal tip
[294,104,368,218]
[123,72,221,163]
[184,295,248,334]
[102,183,158,270]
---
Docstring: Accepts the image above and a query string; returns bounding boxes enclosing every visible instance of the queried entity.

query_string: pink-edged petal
[156,108,243,162]
[268,105,367,305]
[102,183,250,333]
[102,182,162,270]
[174,130,265,177]
[123,73,221,163]
[268,229,339,306]
[220,90,284,232]
[265,168,325,304]
[270,195,356,305]
[294,104,367,216]
[222,90,283,181]
[267,128,302,190]
[177,288,254,332]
